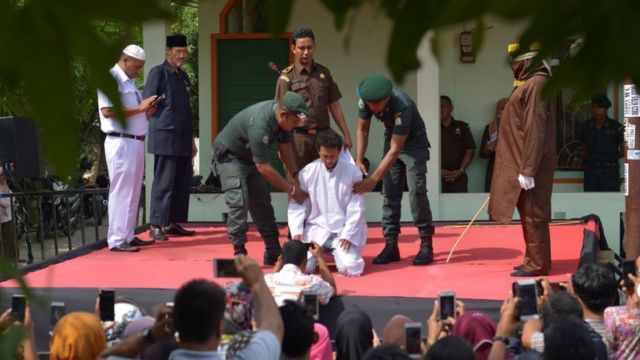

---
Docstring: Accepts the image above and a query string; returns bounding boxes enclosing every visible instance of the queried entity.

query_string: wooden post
[623,80,640,259]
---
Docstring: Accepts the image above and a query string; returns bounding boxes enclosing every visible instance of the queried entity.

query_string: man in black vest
[143,34,197,240]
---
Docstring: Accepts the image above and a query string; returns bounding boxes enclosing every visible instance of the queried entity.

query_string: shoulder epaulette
[279,75,290,82]
[282,65,293,73]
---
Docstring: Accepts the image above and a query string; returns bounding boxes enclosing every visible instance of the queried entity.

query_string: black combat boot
[372,237,400,264]
[413,237,433,265]
[233,243,247,256]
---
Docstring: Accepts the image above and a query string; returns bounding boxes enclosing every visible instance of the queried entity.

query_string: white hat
[122,44,146,61]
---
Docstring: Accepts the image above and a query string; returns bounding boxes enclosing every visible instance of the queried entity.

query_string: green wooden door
[216,37,289,190]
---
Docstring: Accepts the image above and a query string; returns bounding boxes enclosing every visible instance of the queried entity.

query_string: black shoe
[164,224,196,237]
[149,227,168,241]
[110,243,140,252]
[372,238,400,264]
[234,244,248,256]
[513,264,525,271]
[510,269,547,277]
[413,237,434,266]
[263,252,280,266]
[130,237,155,246]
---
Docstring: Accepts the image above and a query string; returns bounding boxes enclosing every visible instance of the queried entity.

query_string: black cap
[591,94,611,109]
[166,34,187,47]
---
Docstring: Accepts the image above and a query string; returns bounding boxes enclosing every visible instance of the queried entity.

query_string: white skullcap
[122,44,146,61]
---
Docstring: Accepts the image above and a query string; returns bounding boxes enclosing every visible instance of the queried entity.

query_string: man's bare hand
[309,241,324,258]
[339,239,352,251]
[353,177,377,194]
[139,95,158,112]
[343,136,353,150]
[235,255,264,288]
[355,161,368,177]
[291,186,308,204]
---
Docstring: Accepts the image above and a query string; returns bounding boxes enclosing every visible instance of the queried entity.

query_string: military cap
[166,34,187,47]
[357,75,393,102]
[591,93,612,108]
[507,42,540,62]
[282,91,310,117]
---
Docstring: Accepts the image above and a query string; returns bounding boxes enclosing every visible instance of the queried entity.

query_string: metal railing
[0,187,111,266]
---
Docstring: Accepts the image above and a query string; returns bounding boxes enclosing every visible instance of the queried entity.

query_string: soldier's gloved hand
[518,174,535,190]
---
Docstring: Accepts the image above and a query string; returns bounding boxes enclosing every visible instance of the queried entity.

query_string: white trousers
[305,233,365,277]
[104,136,144,249]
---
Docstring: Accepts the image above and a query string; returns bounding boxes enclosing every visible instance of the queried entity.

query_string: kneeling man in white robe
[288,129,367,276]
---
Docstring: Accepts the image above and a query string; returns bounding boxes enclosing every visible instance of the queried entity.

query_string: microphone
[267,61,281,75]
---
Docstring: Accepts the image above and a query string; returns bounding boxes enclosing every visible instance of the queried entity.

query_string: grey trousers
[381,152,435,240]
[216,158,281,255]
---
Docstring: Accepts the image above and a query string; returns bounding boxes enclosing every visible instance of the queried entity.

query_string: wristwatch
[142,327,156,344]
[492,335,509,345]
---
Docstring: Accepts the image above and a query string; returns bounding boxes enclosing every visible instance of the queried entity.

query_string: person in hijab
[335,306,374,359]
[50,312,107,360]
[310,322,333,360]
[451,311,497,360]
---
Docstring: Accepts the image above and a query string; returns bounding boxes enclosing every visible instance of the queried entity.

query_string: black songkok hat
[166,34,187,47]
[591,94,612,109]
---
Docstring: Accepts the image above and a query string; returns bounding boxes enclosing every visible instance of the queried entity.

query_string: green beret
[282,91,310,117]
[591,93,611,109]
[358,75,392,102]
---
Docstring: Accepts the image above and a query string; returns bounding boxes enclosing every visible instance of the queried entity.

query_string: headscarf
[335,306,374,360]
[451,311,497,360]
[49,312,106,360]
[310,322,333,360]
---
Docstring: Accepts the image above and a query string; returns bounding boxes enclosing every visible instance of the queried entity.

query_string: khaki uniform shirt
[274,62,341,130]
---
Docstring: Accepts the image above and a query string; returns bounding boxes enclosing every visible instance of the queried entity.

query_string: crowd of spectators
[2,255,640,359]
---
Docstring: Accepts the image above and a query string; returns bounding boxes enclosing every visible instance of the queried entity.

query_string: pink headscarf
[310,322,332,360]
[451,311,497,360]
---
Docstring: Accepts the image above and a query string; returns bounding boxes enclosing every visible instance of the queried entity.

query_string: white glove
[518,174,535,190]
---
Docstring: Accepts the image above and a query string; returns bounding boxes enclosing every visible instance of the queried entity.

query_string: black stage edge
[0,287,502,354]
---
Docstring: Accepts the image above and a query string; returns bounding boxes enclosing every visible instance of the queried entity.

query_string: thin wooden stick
[446,195,490,263]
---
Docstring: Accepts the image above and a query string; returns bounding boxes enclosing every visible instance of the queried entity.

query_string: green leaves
[0,0,169,176]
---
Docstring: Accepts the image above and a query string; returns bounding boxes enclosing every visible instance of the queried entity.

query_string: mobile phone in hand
[213,258,239,278]
[302,291,319,320]
[151,94,166,106]
[99,289,115,322]
[50,302,66,328]
[11,295,26,323]
[621,260,637,291]
[515,280,540,320]
[405,322,422,359]
[438,291,456,320]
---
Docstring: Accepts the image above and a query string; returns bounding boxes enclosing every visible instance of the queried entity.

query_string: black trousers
[150,155,192,226]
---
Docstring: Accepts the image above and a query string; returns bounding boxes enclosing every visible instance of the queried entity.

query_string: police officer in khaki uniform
[354,75,435,266]
[274,27,352,176]
[440,95,476,193]
[213,92,309,265]
[581,94,624,192]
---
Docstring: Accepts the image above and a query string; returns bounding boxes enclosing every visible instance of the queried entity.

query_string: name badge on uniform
[263,136,269,144]
[394,113,402,126]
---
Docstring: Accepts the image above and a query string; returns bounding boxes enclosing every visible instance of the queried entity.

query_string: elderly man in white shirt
[288,129,367,277]
[97,45,158,252]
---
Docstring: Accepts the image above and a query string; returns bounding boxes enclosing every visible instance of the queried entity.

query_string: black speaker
[0,116,44,178]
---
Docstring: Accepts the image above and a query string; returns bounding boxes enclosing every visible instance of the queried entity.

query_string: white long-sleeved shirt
[288,150,366,247]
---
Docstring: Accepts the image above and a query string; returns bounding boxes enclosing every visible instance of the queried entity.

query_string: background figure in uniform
[0,167,16,262]
[479,98,508,192]
[143,34,198,241]
[97,45,157,252]
[213,91,308,265]
[274,27,352,177]
[288,129,367,276]
[440,95,476,193]
[489,43,555,277]
[581,94,624,192]
[353,75,435,266]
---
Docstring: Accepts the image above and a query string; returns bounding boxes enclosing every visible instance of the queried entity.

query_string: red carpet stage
[2,222,586,300]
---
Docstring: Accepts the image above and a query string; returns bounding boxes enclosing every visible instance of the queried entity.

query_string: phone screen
[50,302,66,327]
[622,260,637,290]
[303,292,319,320]
[99,289,115,321]
[439,294,455,320]
[213,259,239,278]
[517,283,539,319]
[11,295,26,323]
[405,323,422,356]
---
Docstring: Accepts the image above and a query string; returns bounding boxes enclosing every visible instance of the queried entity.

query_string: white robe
[288,150,367,276]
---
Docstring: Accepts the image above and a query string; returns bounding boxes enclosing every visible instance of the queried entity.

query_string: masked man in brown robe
[488,43,555,277]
